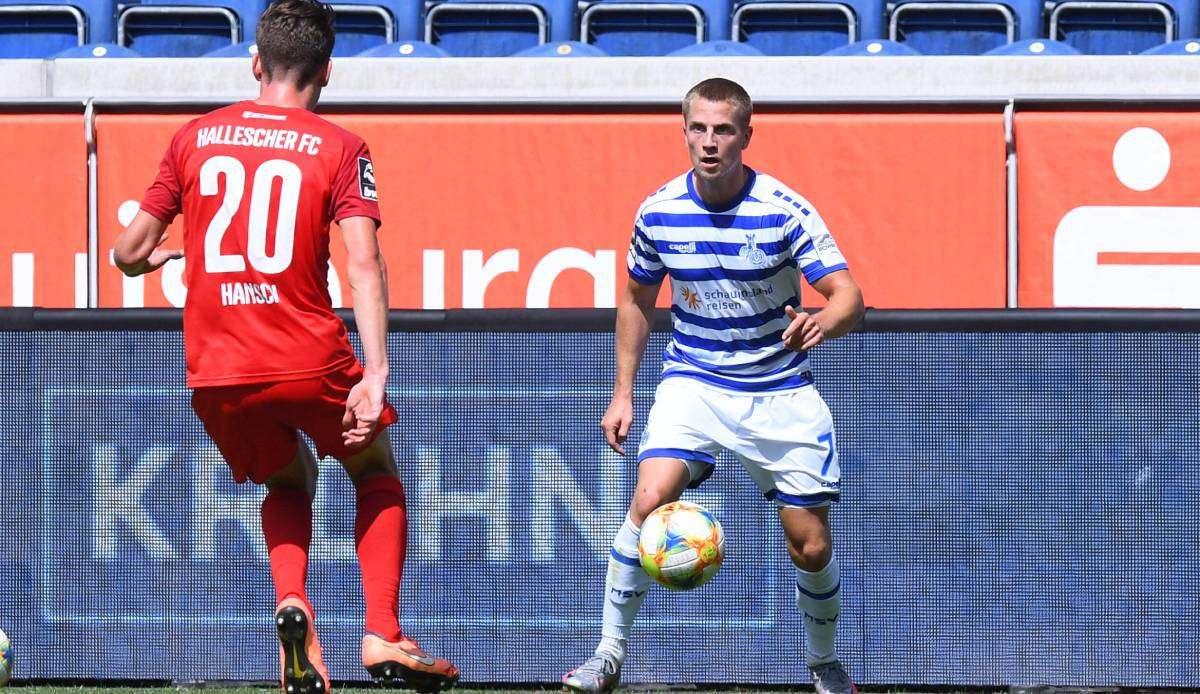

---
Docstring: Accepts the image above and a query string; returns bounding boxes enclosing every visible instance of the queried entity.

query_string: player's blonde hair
[683,78,753,129]
[256,0,336,88]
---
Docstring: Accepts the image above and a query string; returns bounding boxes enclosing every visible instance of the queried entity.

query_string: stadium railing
[730,0,880,56]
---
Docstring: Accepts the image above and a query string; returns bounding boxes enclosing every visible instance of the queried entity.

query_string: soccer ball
[638,500,724,591]
[0,628,11,686]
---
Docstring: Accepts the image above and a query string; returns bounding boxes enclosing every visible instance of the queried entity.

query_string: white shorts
[637,376,841,507]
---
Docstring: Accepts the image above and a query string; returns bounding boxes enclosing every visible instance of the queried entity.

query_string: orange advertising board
[0,114,86,308]
[1017,111,1200,308]
[91,110,1005,309]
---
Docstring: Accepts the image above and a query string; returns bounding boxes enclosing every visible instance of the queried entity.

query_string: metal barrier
[116,5,241,47]
[732,2,860,45]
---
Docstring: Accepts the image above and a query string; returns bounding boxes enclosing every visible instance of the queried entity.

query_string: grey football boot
[562,654,621,693]
[810,660,858,694]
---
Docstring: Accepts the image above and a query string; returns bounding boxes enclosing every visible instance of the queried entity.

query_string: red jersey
[140,101,381,388]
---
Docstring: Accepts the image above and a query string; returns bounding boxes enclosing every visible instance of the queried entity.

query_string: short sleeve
[626,215,667,285]
[331,139,382,227]
[139,129,185,224]
[787,209,848,285]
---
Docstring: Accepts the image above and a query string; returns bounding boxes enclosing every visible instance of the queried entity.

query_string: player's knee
[264,475,303,492]
[341,435,398,487]
[787,535,832,571]
[630,486,676,524]
[345,459,398,487]
[342,448,397,486]
[265,446,318,496]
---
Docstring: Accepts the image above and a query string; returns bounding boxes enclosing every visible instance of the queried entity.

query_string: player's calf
[362,633,460,693]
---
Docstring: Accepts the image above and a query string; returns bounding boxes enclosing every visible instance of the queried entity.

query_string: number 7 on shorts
[817,431,836,476]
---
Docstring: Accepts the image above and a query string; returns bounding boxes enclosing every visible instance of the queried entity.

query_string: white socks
[593,516,841,668]
[595,515,651,665]
[795,556,841,666]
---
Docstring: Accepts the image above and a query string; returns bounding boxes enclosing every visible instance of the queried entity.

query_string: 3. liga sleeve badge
[357,157,378,201]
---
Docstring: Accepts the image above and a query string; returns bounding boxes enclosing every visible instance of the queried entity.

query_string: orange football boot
[362,633,460,692]
[275,597,331,694]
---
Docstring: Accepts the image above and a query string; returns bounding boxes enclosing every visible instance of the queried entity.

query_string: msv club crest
[739,232,767,267]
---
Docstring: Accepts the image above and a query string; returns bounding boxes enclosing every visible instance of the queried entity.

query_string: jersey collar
[686,165,757,213]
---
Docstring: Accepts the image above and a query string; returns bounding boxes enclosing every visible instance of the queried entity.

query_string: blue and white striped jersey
[628,167,848,393]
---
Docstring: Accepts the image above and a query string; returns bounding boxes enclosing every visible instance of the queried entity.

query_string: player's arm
[603,277,661,454]
[112,211,182,277]
[782,269,865,351]
[340,215,389,446]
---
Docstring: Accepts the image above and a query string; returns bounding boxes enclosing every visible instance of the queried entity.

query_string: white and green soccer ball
[638,500,724,591]
[0,627,11,686]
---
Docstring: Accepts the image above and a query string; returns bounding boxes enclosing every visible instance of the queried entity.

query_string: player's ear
[251,52,263,82]
[742,124,753,150]
[320,60,332,88]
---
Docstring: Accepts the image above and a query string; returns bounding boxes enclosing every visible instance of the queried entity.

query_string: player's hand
[782,305,824,352]
[342,375,386,447]
[601,396,635,455]
[142,234,184,274]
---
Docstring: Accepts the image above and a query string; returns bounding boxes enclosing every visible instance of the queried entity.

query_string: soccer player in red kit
[111,2,459,692]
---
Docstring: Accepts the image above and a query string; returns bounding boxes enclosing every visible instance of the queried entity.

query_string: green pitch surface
[10,688,561,693]
[6,688,817,693]
[4,681,1003,686]
[9,684,880,692]
[7,681,806,686]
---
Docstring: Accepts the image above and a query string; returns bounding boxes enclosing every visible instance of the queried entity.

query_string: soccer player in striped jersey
[562,78,865,694]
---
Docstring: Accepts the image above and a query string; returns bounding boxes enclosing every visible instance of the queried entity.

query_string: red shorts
[191,360,399,484]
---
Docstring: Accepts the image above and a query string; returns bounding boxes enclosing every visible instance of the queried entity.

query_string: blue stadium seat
[580,0,730,55]
[0,0,113,57]
[984,36,1080,52]
[888,0,1042,54]
[822,36,918,51]
[512,38,608,53]
[1048,0,1195,54]
[118,0,267,57]
[426,0,574,56]
[1142,36,1200,51]
[357,38,452,54]
[52,40,140,56]
[203,37,254,55]
[732,0,883,55]
[669,36,761,50]
[328,0,420,55]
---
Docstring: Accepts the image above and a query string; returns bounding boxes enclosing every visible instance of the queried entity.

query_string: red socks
[260,485,313,612]
[355,475,407,642]
[261,475,407,640]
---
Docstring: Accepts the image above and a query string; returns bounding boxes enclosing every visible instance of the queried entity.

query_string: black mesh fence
[1,309,1197,687]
